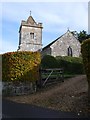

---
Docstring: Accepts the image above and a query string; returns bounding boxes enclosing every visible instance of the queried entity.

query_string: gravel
[6,75,89,117]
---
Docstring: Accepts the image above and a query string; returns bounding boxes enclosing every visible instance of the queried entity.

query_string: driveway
[2,98,86,118]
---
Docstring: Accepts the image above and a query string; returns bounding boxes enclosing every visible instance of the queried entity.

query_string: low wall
[2,81,37,96]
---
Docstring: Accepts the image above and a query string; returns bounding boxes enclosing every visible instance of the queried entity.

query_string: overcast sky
[0,1,89,54]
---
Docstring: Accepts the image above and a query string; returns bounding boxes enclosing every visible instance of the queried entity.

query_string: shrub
[81,38,90,102]
[41,55,58,68]
[56,56,84,74]
[2,51,41,82]
[41,55,84,74]
[81,39,90,79]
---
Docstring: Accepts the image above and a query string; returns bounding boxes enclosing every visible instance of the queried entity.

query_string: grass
[42,72,78,80]
[64,74,78,79]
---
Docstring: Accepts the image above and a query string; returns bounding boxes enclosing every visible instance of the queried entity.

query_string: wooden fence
[2,68,64,96]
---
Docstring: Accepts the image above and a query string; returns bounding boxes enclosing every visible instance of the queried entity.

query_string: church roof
[42,35,63,50]
[42,30,78,50]
[19,15,43,32]
[27,15,36,25]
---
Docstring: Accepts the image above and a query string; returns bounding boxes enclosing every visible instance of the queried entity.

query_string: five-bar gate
[39,68,64,86]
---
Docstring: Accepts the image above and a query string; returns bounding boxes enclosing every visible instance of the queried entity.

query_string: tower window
[67,46,73,56]
[30,33,34,39]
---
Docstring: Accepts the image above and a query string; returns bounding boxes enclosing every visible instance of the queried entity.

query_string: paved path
[2,98,86,118]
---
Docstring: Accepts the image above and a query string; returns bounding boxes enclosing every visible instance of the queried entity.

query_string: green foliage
[78,30,90,43]
[41,55,58,68]
[72,30,90,43]
[2,51,41,82]
[41,55,84,74]
[81,38,90,82]
[56,56,84,74]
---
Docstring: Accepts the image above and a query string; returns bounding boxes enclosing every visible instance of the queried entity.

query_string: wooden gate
[39,68,64,86]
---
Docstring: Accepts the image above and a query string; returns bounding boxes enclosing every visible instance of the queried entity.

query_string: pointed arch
[67,46,73,56]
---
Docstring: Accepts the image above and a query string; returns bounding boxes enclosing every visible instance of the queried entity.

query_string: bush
[41,55,84,74]
[2,51,41,82]
[56,56,84,74]
[41,55,58,68]
[81,39,90,79]
[81,38,90,101]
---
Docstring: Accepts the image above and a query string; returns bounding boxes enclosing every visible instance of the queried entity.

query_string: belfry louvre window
[68,46,73,56]
[30,33,34,39]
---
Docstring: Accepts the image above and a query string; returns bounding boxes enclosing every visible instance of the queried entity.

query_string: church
[18,15,81,57]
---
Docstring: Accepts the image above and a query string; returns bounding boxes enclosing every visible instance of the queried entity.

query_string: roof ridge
[42,31,68,50]
[42,30,79,50]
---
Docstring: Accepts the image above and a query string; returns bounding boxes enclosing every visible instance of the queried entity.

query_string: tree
[77,30,90,43]
[72,30,90,43]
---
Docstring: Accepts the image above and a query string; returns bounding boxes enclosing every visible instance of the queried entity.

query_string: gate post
[38,67,42,88]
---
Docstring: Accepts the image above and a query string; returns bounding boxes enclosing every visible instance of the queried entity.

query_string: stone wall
[51,31,81,57]
[18,26,42,51]
[2,82,37,96]
[42,31,81,57]
[41,47,51,57]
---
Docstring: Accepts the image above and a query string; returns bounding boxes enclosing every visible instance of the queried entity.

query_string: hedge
[81,39,90,80]
[81,38,90,101]
[41,55,58,68]
[41,55,84,74]
[56,56,84,74]
[2,51,41,82]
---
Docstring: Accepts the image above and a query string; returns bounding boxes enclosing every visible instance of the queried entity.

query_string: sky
[0,1,89,54]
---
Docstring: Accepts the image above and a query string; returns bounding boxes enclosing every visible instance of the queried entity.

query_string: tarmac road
[2,98,87,118]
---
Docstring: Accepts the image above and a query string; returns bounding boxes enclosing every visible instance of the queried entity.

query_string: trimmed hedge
[41,55,58,68]
[56,56,84,74]
[81,38,90,101]
[81,39,90,80]
[2,51,41,82]
[41,55,84,74]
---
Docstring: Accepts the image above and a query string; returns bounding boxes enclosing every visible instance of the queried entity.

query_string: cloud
[2,2,88,26]
[1,0,89,2]
[1,2,88,54]
[40,2,88,33]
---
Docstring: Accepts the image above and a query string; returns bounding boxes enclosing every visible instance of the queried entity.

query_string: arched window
[30,33,34,39]
[67,46,73,56]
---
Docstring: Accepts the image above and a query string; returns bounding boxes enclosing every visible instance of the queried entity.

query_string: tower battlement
[18,15,43,52]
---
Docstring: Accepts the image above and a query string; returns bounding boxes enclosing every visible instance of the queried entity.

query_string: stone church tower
[18,15,43,52]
